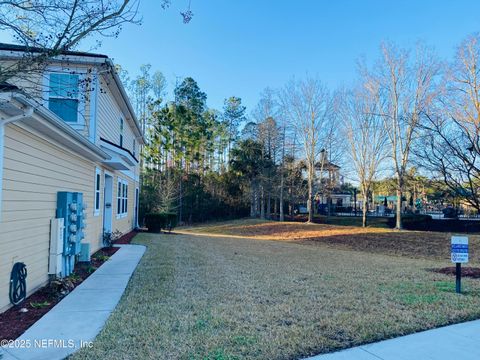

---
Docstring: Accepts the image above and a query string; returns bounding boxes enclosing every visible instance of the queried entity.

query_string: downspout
[0,107,34,221]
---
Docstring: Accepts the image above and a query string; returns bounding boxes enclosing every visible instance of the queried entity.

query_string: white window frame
[43,66,86,130]
[116,177,128,219]
[120,118,124,148]
[94,167,101,216]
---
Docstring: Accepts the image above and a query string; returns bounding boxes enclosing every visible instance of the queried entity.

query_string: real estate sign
[451,236,468,263]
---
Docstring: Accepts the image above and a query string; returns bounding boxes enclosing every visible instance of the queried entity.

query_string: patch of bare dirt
[0,247,119,341]
[433,267,480,278]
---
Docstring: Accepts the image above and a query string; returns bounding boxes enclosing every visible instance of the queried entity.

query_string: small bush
[102,229,122,247]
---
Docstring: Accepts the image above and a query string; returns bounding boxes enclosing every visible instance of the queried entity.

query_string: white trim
[43,66,87,130]
[119,117,124,148]
[116,177,128,219]
[89,69,98,143]
[134,186,139,228]
[94,167,101,216]
[100,139,137,166]
[104,169,114,177]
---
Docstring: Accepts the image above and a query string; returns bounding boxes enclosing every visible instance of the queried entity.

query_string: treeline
[122,32,480,228]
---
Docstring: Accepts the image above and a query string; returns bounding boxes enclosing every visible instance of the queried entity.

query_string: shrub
[145,213,166,233]
[145,213,178,233]
[388,214,432,230]
[102,229,122,247]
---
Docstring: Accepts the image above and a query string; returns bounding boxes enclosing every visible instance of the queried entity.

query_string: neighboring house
[299,156,352,213]
[0,44,144,313]
[313,161,351,212]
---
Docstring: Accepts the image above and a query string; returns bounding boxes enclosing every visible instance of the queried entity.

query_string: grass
[72,221,480,360]
[295,215,391,228]
[180,218,480,263]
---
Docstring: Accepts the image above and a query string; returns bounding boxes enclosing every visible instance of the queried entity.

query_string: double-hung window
[94,168,101,216]
[48,73,81,124]
[117,178,128,218]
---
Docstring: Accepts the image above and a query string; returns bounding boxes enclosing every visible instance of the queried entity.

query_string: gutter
[0,91,112,222]
[12,93,110,161]
[0,51,145,144]
[0,106,34,221]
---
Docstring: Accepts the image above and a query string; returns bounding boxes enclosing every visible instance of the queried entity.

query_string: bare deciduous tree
[0,0,144,84]
[364,43,439,229]
[339,83,388,227]
[279,76,333,223]
[419,34,480,211]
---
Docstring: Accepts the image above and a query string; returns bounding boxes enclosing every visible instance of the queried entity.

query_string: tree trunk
[307,167,313,223]
[260,184,265,219]
[273,197,278,218]
[178,174,183,224]
[267,193,271,219]
[362,189,368,227]
[279,182,285,222]
[279,126,286,222]
[396,187,402,230]
[255,181,260,217]
[250,180,255,217]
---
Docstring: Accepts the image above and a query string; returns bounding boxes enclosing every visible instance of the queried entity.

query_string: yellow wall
[0,123,139,312]
[97,77,138,157]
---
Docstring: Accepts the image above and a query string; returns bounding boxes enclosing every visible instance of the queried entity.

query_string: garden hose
[9,262,27,306]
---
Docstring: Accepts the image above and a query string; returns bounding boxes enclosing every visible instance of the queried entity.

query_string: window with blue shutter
[48,73,80,123]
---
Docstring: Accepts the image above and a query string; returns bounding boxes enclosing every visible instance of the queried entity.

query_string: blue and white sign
[451,236,468,263]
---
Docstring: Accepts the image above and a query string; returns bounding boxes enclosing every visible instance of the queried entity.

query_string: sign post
[451,236,468,294]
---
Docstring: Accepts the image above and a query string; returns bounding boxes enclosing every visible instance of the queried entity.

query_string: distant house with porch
[300,155,352,213]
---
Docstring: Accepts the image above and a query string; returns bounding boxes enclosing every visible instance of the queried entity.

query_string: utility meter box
[48,218,64,276]
[56,192,86,276]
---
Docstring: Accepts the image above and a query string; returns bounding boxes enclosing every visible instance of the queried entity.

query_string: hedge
[145,213,178,233]
[389,214,480,233]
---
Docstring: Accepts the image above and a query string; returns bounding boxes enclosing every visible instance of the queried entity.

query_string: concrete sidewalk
[306,319,480,360]
[1,244,145,360]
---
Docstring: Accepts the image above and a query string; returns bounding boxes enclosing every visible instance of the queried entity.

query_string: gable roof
[0,43,108,59]
[0,43,144,143]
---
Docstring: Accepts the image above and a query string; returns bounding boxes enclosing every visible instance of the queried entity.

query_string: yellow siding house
[0,44,144,313]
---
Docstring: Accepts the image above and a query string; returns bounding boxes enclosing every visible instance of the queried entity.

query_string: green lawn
[72,225,480,360]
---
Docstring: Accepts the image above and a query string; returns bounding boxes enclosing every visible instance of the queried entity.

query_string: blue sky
[4,1,480,112]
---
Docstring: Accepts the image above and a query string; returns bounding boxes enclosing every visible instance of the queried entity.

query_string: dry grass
[180,219,480,264]
[72,228,480,360]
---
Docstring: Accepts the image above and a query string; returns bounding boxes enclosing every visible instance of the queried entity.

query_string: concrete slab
[1,244,145,360]
[308,348,381,360]
[52,288,125,312]
[75,274,132,290]
[306,320,480,360]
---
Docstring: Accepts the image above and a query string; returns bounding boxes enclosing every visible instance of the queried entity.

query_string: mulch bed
[0,246,120,341]
[433,267,480,279]
[115,230,139,244]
